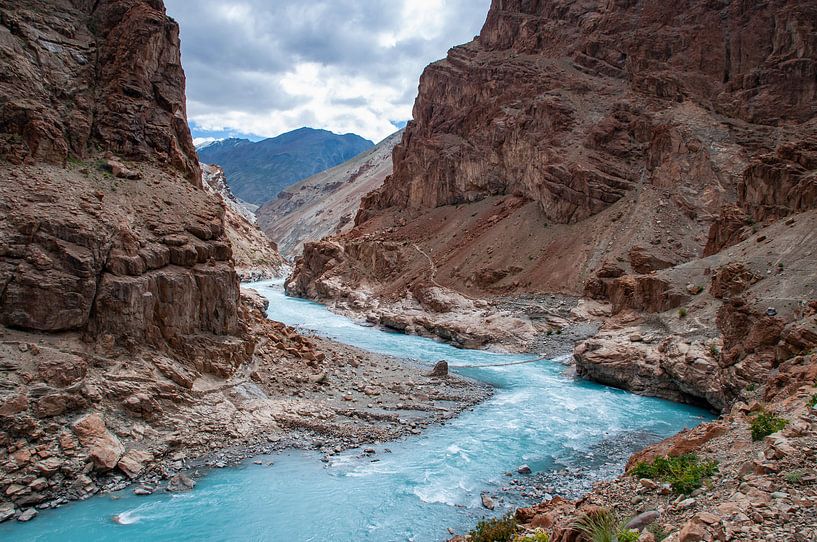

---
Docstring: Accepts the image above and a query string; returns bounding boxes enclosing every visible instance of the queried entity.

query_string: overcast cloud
[164,0,491,144]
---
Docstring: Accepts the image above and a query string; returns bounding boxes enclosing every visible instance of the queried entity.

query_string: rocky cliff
[0,0,307,519]
[202,164,287,280]
[0,0,200,182]
[288,0,817,406]
[257,130,403,258]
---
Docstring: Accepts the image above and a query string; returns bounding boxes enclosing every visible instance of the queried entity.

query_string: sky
[164,0,492,146]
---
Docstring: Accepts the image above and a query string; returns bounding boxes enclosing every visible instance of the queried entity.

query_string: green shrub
[630,454,718,495]
[784,470,804,484]
[470,515,518,542]
[709,344,720,358]
[514,532,550,542]
[750,410,789,441]
[648,524,669,542]
[555,328,562,335]
[678,308,688,318]
[745,383,756,392]
[617,529,640,542]
[809,393,816,409]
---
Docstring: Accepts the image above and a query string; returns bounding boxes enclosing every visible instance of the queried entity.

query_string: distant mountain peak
[197,127,374,205]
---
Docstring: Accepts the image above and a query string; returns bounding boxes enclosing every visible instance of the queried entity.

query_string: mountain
[201,164,287,279]
[288,0,816,402]
[196,128,374,205]
[256,130,403,258]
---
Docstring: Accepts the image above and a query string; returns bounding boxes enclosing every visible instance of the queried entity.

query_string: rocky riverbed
[0,288,489,524]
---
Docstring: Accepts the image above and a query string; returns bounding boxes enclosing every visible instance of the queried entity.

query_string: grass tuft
[630,454,718,495]
[572,508,638,542]
[750,409,788,441]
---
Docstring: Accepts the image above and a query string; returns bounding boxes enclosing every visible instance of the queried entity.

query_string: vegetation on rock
[573,508,639,542]
[469,515,518,542]
[630,454,718,495]
[750,410,789,441]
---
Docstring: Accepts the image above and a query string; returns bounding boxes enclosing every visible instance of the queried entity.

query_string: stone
[517,464,532,475]
[676,498,697,510]
[0,503,15,523]
[626,510,660,530]
[117,449,154,479]
[428,360,449,377]
[639,478,659,490]
[103,159,141,180]
[72,413,125,471]
[166,473,196,492]
[17,508,38,522]
[679,520,708,542]
[481,493,495,510]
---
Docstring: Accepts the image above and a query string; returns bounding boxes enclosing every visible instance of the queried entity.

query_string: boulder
[17,508,37,522]
[117,449,154,479]
[0,503,15,523]
[71,413,125,470]
[429,360,449,378]
[626,510,660,531]
[166,473,196,492]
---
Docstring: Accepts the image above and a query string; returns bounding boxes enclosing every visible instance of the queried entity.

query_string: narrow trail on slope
[411,242,479,302]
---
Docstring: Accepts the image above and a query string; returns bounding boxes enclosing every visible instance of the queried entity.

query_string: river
[1,280,711,541]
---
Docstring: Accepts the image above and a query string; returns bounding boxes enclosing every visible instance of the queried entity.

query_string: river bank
[0,285,489,524]
[0,280,710,540]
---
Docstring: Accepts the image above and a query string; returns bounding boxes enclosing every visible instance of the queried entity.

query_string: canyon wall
[0,0,289,515]
[289,0,817,409]
[292,0,816,301]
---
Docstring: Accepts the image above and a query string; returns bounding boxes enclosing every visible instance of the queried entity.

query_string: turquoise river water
[1,280,712,541]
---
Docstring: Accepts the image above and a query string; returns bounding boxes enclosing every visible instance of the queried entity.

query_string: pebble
[676,498,697,510]
[518,464,532,475]
[640,478,659,490]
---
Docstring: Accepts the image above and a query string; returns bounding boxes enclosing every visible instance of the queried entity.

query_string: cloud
[165,0,491,142]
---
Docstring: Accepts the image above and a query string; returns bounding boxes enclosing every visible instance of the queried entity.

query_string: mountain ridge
[197,127,374,205]
[257,129,403,258]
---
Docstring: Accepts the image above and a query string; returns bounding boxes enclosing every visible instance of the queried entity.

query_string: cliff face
[293,0,817,299]
[0,0,200,181]
[202,164,287,280]
[0,0,292,514]
[288,0,817,408]
[363,0,815,222]
[257,130,402,258]
[0,0,233,347]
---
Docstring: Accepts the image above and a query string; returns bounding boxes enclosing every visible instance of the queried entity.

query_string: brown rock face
[292,0,817,304]
[71,413,125,471]
[0,0,282,509]
[202,164,286,280]
[362,0,816,221]
[0,1,244,355]
[0,0,199,182]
